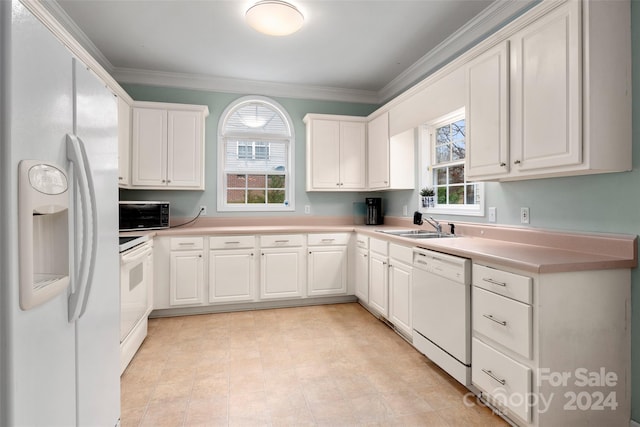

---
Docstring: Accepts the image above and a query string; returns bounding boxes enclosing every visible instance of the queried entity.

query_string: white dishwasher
[412,247,471,386]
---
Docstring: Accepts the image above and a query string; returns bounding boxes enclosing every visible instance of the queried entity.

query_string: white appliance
[119,235,153,374]
[412,247,471,386]
[0,1,120,425]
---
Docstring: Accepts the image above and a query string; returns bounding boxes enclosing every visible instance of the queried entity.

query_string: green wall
[121,2,640,420]
[120,85,378,218]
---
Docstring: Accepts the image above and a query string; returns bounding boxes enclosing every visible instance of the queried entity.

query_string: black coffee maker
[365,198,383,225]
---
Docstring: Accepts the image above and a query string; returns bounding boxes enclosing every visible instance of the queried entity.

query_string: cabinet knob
[499,163,506,167]
[198,254,202,258]
[336,183,340,186]
[118,176,123,180]
[162,179,166,183]
[514,160,521,165]
[167,180,172,183]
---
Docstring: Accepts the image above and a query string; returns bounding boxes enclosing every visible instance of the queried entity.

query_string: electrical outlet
[488,207,497,223]
[304,205,311,214]
[199,205,207,215]
[520,207,530,224]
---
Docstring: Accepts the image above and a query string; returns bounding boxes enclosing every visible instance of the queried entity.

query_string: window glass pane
[435,145,450,164]
[227,174,246,188]
[255,143,269,160]
[268,175,285,189]
[225,102,290,135]
[437,187,447,204]
[227,189,245,203]
[448,165,465,184]
[436,126,450,144]
[451,120,465,140]
[247,174,266,188]
[448,186,464,204]
[452,141,465,161]
[434,167,447,185]
[268,190,285,203]
[247,190,265,203]
[466,184,477,204]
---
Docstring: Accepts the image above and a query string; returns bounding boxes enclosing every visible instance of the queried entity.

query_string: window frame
[419,108,484,217]
[217,96,295,212]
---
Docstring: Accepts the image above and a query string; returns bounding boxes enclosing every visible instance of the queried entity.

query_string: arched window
[217,96,295,212]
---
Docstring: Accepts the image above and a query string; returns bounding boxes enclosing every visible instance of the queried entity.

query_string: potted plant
[420,187,435,208]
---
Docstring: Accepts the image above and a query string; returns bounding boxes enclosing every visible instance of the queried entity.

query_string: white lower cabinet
[471,263,630,427]
[368,238,388,317]
[169,237,204,306]
[354,234,369,302]
[307,233,349,297]
[259,235,305,299]
[388,243,412,337]
[208,236,256,303]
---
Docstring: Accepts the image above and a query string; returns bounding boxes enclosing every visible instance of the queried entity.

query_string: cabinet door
[131,107,167,186]
[367,113,390,189]
[510,1,581,172]
[339,121,366,189]
[309,119,341,189]
[260,247,305,299]
[117,97,131,186]
[368,252,388,317]
[209,249,256,303]
[307,246,347,296]
[167,110,203,188]
[169,250,204,306]
[389,261,412,336]
[354,247,369,302]
[466,41,510,180]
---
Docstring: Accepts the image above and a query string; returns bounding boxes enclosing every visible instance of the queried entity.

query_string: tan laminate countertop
[124,218,637,274]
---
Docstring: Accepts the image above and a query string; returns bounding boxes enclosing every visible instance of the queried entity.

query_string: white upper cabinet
[131,101,209,190]
[466,41,510,179]
[117,97,131,187]
[304,114,366,191]
[466,0,631,181]
[367,112,390,189]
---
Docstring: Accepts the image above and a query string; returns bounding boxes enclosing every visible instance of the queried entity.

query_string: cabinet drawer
[473,264,532,304]
[472,337,532,423]
[355,234,369,249]
[260,234,304,247]
[209,235,255,249]
[473,287,532,358]
[170,237,204,251]
[307,233,350,246]
[389,243,412,264]
[369,237,388,255]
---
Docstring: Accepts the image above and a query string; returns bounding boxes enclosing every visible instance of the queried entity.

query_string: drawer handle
[321,238,335,242]
[225,241,241,244]
[482,369,506,385]
[179,242,195,246]
[483,314,507,326]
[275,240,290,243]
[482,277,507,287]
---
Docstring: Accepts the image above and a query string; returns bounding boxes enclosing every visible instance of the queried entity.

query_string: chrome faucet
[424,216,442,234]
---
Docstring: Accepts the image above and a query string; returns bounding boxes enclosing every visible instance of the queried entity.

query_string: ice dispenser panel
[19,160,70,310]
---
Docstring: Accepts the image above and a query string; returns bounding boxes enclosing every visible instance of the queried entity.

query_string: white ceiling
[51,0,535,103]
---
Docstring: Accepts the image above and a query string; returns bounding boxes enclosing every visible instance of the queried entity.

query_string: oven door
[120,242,152,342]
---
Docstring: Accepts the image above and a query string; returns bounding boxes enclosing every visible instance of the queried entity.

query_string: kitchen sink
[377,230,456,239]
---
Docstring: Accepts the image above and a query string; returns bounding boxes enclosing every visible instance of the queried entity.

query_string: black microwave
[119,201,170,231]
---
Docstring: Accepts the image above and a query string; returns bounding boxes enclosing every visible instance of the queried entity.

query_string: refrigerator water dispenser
[19,160,70,310]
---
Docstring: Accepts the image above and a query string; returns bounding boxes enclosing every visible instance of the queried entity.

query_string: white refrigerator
[0,1,121,425]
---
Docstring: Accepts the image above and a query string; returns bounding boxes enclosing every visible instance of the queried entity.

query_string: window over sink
[218,96,295,212]
[419,108,484,216]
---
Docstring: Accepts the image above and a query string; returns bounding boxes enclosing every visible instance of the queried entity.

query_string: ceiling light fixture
[245,0,304,36]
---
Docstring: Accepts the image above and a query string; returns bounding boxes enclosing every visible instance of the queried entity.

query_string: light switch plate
[520,207,530,224]
[488,207,497,223]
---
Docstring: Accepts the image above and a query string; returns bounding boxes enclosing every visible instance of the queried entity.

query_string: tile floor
[120,303,508,426]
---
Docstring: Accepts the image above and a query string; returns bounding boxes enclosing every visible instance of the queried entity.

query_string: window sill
[420,205,484,217]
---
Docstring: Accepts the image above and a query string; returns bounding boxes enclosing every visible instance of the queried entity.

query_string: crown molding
[378,0,538,103]
[38,0,116,74]
[113,68,381,105]
[39,0,537,105]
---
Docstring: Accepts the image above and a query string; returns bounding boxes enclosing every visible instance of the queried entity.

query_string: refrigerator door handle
[66,134,98,322]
